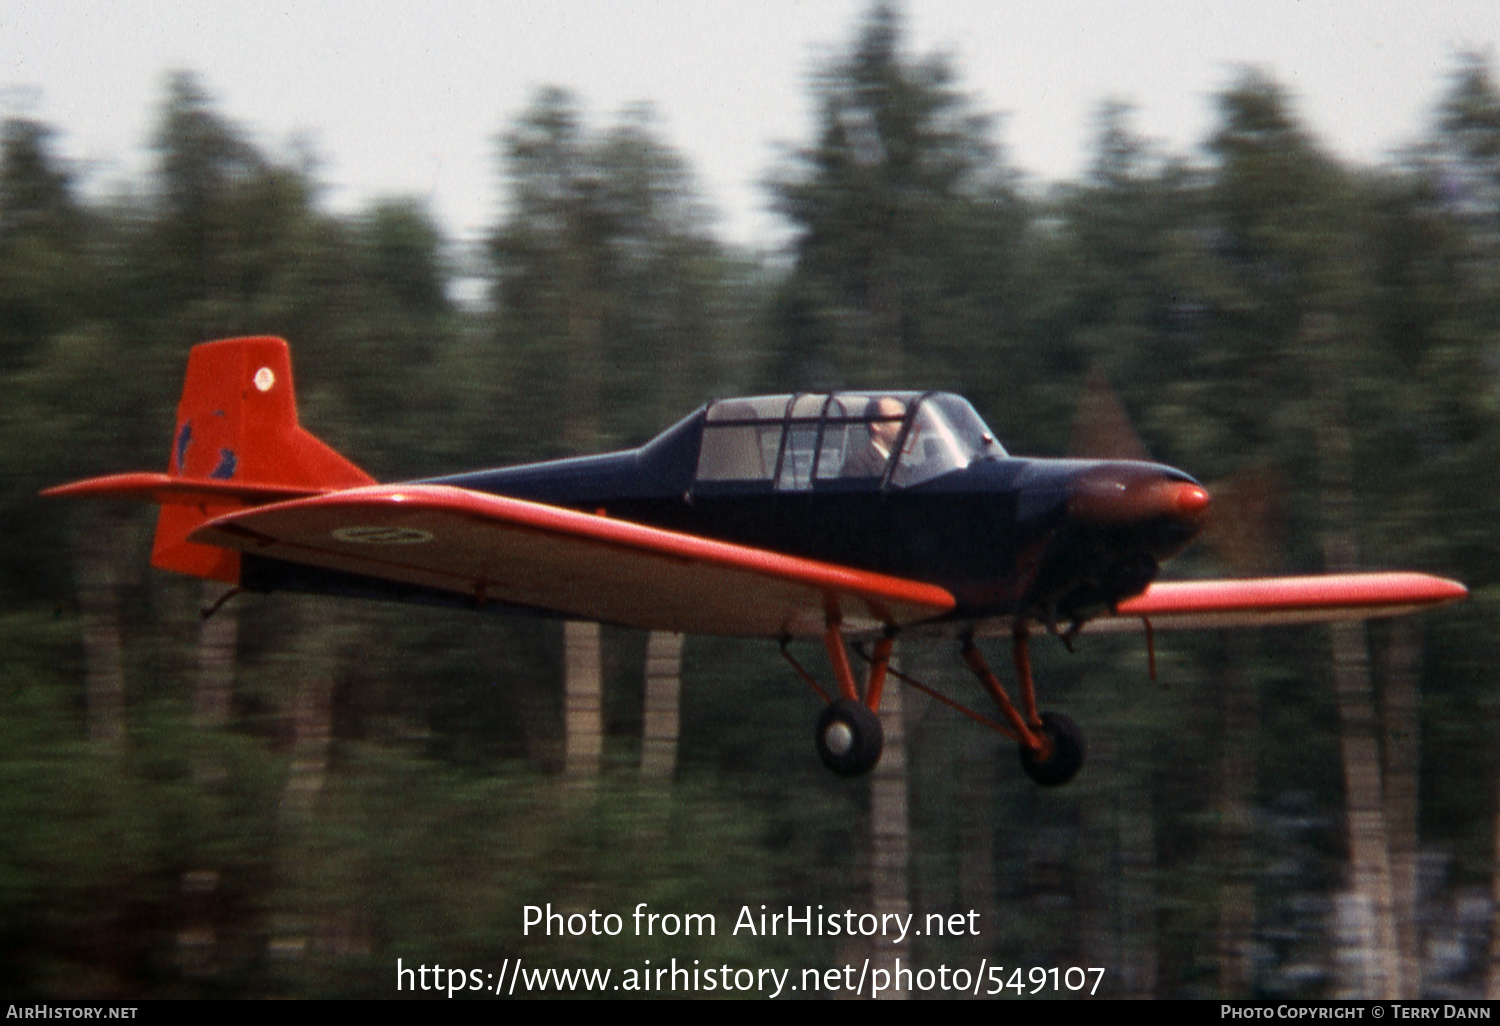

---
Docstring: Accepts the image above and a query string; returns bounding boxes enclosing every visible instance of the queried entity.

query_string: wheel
[1018,711,1086,787]
[815,699,884,777]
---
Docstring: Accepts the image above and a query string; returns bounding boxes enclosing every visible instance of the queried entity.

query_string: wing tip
[1111,570,1469,630]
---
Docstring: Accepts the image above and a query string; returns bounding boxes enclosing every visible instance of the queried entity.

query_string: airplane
[45,336,1468,786]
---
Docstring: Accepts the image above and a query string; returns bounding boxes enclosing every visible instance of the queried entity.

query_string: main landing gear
[783,621,1086,787]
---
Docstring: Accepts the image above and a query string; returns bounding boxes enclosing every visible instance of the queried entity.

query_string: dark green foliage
[482,89,742,463]
[769,2,1027,394]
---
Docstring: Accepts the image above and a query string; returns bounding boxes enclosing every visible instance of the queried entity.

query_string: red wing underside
[1085,573,1468,632]
[190,484,956,638]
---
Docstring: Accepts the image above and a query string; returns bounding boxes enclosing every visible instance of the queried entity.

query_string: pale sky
[4,1,1496,249]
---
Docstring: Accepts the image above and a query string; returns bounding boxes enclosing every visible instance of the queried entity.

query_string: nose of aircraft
[1015,461,1212,622]
[1066,462,1212,538]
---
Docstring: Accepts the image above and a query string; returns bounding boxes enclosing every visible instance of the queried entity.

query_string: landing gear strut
[960,623,1086,787]
[783,625,894,777]
[785,619,1086,787]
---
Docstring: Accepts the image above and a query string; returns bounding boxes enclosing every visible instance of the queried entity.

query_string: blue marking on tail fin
[209,448,237,480]
[174,422,193,473]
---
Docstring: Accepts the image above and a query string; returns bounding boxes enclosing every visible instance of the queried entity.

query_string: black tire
[815,699,884,777]
[1018,711,1086,787]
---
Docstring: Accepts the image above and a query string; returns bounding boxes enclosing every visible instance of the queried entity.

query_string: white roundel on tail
[254,366,275,392]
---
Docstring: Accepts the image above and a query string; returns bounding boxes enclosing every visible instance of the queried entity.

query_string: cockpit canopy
[695,391,1005,490]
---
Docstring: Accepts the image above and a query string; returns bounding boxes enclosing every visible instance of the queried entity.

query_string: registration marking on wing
[330,526,435,545]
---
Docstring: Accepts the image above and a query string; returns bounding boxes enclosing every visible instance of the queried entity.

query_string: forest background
[2,3,1498,1000]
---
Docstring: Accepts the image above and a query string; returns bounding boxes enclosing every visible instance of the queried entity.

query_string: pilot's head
[869,396,906,447]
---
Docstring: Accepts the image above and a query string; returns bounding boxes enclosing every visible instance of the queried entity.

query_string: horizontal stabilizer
[41,472,326,505]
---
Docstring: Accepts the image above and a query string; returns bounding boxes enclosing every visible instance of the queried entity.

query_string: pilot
[842,396,907,478]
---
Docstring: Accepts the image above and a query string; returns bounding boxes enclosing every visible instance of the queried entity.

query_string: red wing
[190,484,956,638]
[1085,573,1468,632]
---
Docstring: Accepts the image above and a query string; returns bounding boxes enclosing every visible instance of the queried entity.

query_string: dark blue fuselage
[410,410,1203,627]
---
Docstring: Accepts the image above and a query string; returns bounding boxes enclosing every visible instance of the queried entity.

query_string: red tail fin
[45,337,374,583]
[168,337,370,489]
